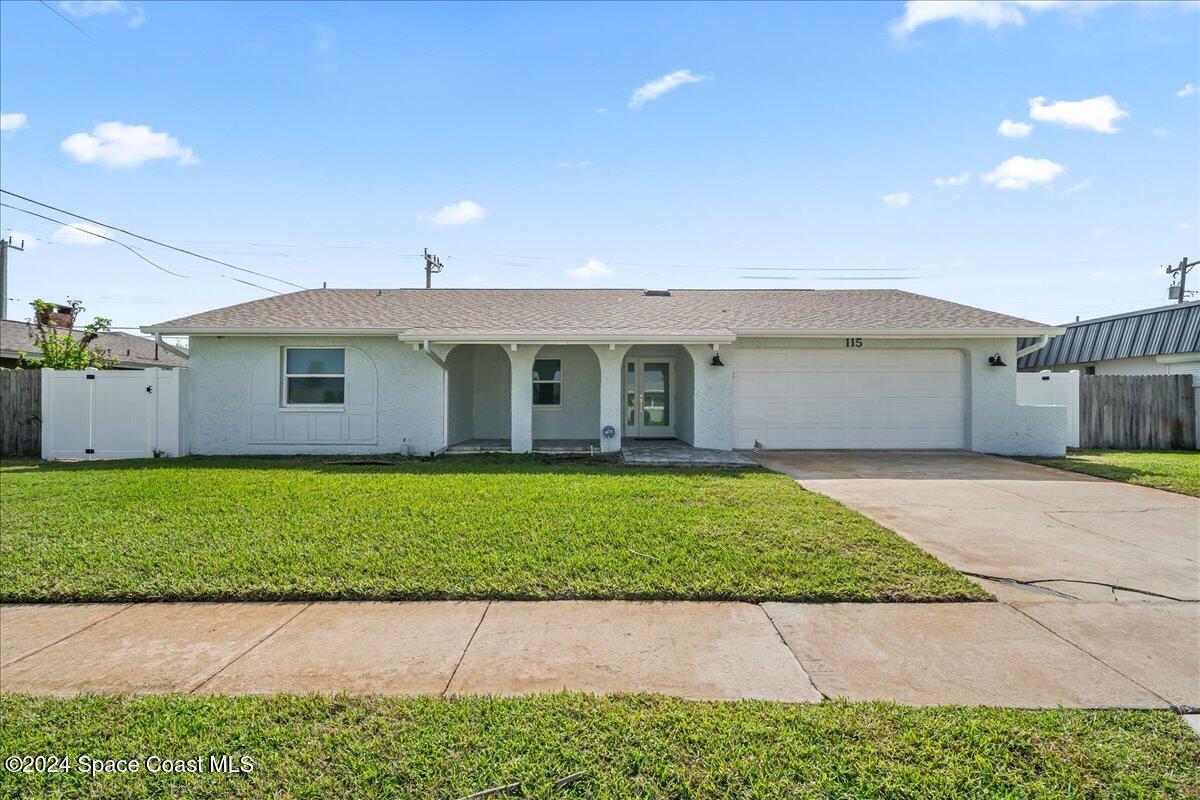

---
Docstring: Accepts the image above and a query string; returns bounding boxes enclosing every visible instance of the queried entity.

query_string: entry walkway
[1,598,1194,709]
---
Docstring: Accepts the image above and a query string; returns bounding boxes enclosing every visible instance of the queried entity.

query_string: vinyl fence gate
[40,368,189,460]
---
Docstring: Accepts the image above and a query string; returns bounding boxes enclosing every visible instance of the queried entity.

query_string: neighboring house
[1017,300,1200,379]
[143,288,1068,457]
[0,319,189,370]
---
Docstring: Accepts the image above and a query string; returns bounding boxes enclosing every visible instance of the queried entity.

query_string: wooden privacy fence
[0,369,41,457]
[1079,374,1196,450]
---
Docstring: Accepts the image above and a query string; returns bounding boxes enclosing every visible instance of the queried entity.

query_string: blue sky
[0,0,1198,336]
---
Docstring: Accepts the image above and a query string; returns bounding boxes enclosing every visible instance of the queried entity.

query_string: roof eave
[732,326,1066,338]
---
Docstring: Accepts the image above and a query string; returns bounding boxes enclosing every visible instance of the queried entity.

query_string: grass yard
[2,694,1197,799]
[0,455,984,602]
[1028,449,1200,497]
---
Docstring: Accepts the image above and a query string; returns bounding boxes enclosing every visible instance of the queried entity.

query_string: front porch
[444,436,754,466]
[441,341,731,455]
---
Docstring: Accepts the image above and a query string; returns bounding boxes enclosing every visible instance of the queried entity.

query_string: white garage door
[734,349,965,449]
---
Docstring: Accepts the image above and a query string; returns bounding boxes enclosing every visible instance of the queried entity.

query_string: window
[532,358,561,407]
[284,347,345,405]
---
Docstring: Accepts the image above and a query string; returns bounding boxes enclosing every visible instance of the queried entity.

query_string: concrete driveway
[752,450,1200,710]
[752,450,1199,602]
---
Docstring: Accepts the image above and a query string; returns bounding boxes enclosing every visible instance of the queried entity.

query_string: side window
[532,358,562,407]
[284,347,346,405]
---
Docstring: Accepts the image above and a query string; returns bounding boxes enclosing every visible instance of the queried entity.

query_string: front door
[624,358,676,438]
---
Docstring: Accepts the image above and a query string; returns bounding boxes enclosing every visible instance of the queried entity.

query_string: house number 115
[844,337,863,348]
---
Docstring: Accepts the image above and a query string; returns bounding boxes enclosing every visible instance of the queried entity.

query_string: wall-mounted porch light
[988,353,1007,367]
[711,343,725,367]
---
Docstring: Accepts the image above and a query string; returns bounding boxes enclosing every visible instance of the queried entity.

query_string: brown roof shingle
[143,288,1052,335]
[0,319,188,368]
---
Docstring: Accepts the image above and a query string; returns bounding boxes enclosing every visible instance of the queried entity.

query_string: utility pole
[423,248,444,288]
[1166,256,1198,303]
[0,235,26,320]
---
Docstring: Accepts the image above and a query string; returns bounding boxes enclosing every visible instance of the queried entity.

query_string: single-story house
[142,288,1069,457]
[0,318,189,370]
[1017,300,1199,379]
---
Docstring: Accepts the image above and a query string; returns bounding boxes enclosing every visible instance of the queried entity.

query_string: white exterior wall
[185,333,1067,457]
[531,345,601,440]
[730,337,1066,456]
[187,335,445,456]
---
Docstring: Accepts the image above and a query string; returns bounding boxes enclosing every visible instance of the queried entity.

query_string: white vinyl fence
[41,368,189,460]
[1017,369,1080,448]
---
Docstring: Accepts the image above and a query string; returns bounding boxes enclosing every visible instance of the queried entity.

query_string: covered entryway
[734,348,965,449]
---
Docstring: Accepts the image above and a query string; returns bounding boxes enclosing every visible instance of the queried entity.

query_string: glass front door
[623,358,676,438]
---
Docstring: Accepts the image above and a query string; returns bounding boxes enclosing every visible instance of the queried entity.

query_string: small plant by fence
[0,369,41,457]
[1079,374,1196,450]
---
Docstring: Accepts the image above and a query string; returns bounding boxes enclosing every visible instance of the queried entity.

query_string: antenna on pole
[1165,256,1198,303]
[1,234,26,320]
[424,248,444,289]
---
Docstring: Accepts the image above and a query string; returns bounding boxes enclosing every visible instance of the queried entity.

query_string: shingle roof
[0,319,189,368]
[1018,300,1200,369]
[144,289,1052,336]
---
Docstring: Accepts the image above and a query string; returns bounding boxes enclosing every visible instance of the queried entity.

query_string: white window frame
[532,357,563,411]
[282,346,346,409]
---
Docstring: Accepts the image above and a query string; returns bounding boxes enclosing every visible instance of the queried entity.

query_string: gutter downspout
[1015,334,1051,360]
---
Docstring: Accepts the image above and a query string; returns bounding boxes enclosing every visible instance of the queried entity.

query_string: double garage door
[734,349,965,449]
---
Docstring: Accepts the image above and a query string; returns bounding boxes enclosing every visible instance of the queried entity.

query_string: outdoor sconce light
[988,353,1007,367]
[711,353,724,366]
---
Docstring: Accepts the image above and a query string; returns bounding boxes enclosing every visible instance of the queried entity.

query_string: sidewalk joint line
[443,601,490,697]
[1,603,132,669]
[757,603,827,701]
[1007,603,1174,709]
[188,602,312,694]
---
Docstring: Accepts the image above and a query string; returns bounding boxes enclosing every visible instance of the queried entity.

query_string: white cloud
[998,118,1032,138]
[1091,227,1105,239]
[1179,220,1193,230]
[61,122,198,167]
[569,258,613,281]
[1063,176,1094,195]
[556,160,590,169]
[417,200,486,227]
[933,172,971,187]
[1153,126,1169,137]
[0,112,27,132]
[982,155,1065,189]
[60,1,145,28]
[311,23,335,55]
[1028,95,1127,133]
[52,222,107,246]
[883,192,912,208]
[891,0,1109,38]
[628,70,708,109]
[1179,83,1199,98]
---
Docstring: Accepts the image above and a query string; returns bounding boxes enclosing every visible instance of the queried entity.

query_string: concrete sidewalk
[2,599,1195,710]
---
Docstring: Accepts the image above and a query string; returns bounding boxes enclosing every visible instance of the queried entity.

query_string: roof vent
[643,289,671,297]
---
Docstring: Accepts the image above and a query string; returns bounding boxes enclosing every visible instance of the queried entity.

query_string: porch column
[590,344,632,454]
[507,345,538,453]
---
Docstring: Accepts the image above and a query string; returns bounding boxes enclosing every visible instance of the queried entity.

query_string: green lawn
[2,694,1196,799]
[0,455,984,602]
[1029,449,1200,497]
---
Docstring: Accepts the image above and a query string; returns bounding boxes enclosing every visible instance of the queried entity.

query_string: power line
[37,0,103,46]
[0,190,307,290]
[1,203,190,278]
[222,275,282,295]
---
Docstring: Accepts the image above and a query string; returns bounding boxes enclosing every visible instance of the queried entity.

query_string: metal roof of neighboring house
[1017,300,1200,369]
[0,319,189,368]
[142,288,1055,338]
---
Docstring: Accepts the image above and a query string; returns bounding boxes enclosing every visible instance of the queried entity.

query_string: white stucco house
[142,288,1070,457]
